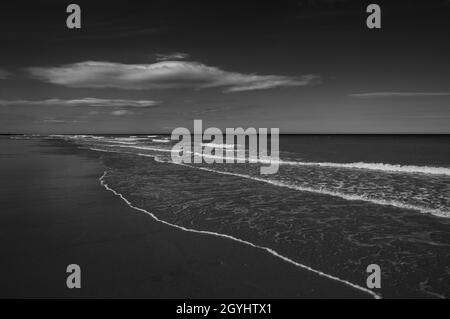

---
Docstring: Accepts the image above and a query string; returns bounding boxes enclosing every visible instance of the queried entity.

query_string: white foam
[102,144,173,153]
[84,145,450,218]
[83,147,127,154]
[87,141,450,177]
[152,139,171,143]
[193,153,450,176]
[112,137,148,141]
[101,140,138,145]
[201,143,235,149]
[191,166,449,219]
[282,160,450,176]
[99,170,380,299]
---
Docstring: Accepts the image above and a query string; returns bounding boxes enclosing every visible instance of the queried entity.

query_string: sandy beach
[0,137,369,298]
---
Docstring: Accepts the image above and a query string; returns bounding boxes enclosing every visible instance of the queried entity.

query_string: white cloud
[155,52,190,61]
[27,61,319,92]
[349,92,450,98]
[111,110,133,116]
[0,98,161,107]
[34,117,83,124]
[41,119,67,123]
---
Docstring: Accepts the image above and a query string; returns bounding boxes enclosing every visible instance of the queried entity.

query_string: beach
[0,136,368,298]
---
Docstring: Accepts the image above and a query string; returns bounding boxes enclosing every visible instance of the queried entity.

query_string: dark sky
[0,0,449,133]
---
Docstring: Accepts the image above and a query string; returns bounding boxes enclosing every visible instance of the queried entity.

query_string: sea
[41,134,450,298]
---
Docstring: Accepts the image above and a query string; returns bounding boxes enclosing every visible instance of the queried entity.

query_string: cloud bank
[0,98,161,108]
[349,92,450,98]
[27,61,319,92]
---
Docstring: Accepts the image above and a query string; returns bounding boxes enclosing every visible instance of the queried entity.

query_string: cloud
[27,61,319,92]
[0,69,12,79]
[349,92,450,98]
[111,110,133,116]
[155,52,190,61]
[33,116,85,124]
[0,98,161,108]
[41,119,67,123]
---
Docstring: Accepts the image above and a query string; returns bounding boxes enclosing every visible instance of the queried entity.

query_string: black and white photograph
[0,0,449,304]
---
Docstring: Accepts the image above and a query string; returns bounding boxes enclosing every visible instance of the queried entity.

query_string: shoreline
[100,170,379,299]
[0,137,371,298]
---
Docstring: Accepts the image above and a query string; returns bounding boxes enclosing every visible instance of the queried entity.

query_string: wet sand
[0,137,369,298]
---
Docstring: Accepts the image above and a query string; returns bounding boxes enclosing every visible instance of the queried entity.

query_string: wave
[112,137,149,141]
[191,166,450,219]
[190,152,450,176]
[102,144,173,153]
[84,146,449,218]
[101,140,138,145]
[152,139,170,143]
[70,136,450,177]
[99,170,380,299]
[281,160,450,176]
[202,143,235,149]
[87,141,450,177]
[9,136,30,140]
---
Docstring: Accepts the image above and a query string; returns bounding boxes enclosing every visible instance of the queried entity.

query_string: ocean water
[45,134,450,298]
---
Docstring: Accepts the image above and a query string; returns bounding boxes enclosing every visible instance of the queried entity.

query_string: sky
[0,0,449,134]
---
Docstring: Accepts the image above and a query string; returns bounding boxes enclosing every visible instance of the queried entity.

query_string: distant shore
[0,137,369,298]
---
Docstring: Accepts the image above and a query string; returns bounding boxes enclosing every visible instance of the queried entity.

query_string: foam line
[152,139,171,143]
[190,152,450,176]
[202,143,235,149]
[281,160,450,176]
[102,144,173,153]
[99,170,381,299]
[91,141,450,176]
[85,147,449,218]
[191,166,449,218]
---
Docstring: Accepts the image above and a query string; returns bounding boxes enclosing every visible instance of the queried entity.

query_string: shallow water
[46,134,450,298]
